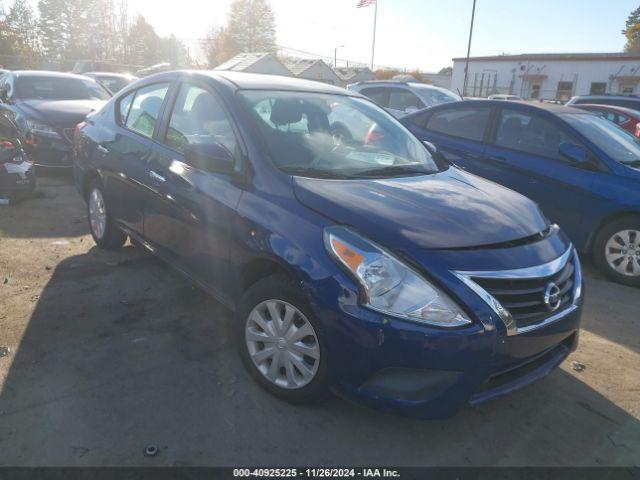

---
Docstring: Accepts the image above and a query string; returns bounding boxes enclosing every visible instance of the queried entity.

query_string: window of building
[556,81,574,101]
[589,82,607,95]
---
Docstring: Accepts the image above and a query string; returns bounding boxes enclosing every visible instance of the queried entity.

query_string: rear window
[15,76,111,101]
[425,106,491,142]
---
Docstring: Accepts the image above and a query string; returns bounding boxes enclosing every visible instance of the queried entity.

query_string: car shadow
[580,260,640,354]
[0,172,87,239]
[0,246,639,466]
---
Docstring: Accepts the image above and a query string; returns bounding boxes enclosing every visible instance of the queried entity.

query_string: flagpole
[370,0,377,70]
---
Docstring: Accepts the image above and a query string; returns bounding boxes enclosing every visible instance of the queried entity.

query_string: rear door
[143,79,244,304]
[407,104,494,175]
[483,107,596,240]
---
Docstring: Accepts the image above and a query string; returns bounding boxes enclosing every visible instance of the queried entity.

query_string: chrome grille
[472,258,575,329]
[454,248,582,335]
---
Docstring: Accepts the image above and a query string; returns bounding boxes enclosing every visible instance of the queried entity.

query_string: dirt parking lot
[0,175,639,467]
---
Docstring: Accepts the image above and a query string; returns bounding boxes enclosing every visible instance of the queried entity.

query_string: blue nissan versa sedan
[402,100,640,287]
[72,71,583,419]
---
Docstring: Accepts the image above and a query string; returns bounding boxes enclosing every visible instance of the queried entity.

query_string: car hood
[293,167,549,250]
[17,99,106,126]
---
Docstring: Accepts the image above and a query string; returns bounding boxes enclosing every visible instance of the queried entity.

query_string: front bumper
[308,234,583,419]
[29,135,73,167]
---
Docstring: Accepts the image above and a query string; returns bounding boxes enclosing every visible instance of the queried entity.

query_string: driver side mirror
[559,142,588,165]
[184,142,235,174]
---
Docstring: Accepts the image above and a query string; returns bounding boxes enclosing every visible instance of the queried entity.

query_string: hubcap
[605,229,640,277]
[89,188,106,240]
[245,300,320,389]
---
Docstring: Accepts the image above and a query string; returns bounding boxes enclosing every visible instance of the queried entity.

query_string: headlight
[26,120,61,139]
[324,226,472,327]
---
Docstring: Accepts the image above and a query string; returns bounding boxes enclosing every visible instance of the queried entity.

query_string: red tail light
[0,140,15,149]
[75,121,87,132]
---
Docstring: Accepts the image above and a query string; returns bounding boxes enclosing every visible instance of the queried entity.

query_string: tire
[593,216,640,287]
[86,180,126,250]
[237,274,329,404]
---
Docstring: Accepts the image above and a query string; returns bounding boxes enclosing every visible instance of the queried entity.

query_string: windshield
[562,112,640,166]
[239,90,440,179]
[413,85,461,106]
[15,76,111,101]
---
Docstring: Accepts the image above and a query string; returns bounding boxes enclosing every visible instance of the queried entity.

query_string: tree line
[0,0,276,70]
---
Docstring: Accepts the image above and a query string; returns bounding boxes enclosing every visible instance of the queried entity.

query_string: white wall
[246,56,293,76]
[452,58,640,99]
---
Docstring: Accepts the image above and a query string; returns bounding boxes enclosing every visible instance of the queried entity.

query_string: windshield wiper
[353,165,428,178]
[280,166,350,179]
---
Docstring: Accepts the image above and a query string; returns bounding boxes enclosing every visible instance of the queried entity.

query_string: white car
[488,94,523,101]
[347,81,461,118]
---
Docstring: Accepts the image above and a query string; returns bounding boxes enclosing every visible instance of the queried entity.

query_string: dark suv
[73,71,583,419]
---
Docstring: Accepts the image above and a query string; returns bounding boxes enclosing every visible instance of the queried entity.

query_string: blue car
[402,100,640,287]
[73,71,583,419]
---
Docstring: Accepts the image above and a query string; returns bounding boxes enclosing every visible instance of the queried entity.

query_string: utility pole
[463,0,477,97]
[334,45,344,68]
[370,0,378,70]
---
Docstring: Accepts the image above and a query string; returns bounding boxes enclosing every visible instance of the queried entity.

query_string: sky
[28,0,640,71]
[125,0,638,71]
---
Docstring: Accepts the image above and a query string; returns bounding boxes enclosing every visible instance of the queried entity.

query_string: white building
[283,59,341,85]
[451,53,640,100]
[215,53,292,76]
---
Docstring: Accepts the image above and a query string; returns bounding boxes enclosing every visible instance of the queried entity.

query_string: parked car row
[3,68,638,419]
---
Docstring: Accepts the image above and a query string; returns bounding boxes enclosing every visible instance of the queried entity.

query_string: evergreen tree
[623,5,640,52]
[6,0,40,64]
[38,0,71,59]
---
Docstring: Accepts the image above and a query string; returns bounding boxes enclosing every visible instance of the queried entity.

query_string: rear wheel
[87,180,126,250]
[593,216,640,287]
[238,275,328,404]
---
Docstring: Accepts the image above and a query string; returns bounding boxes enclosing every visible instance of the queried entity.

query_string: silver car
[347,80,461,118]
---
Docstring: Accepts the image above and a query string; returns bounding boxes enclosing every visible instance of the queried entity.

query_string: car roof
[572,94,640,101]
[573,103,640,117]
[11,70,96,81]
[85,72,137,79]
[404,99,591,120]
[187,70,355,95]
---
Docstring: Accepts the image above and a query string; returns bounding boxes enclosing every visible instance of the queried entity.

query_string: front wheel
[237,275,329,404]
[593,216,640,287]
[87,181,127,250]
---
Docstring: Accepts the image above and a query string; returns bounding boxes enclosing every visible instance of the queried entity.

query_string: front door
[143,81,244,303]
[99,82,171,234]
[484,107,596,242]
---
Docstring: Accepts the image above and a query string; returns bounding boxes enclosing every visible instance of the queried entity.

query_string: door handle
[97,144,108,155]
[149,170,166,183]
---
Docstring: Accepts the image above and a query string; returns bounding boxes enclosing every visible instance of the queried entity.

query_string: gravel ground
[0,175,638,467]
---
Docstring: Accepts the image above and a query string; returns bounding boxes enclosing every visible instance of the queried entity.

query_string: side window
[387,88,424,111]
[495,109,576,161]
[409,110,432,129]
[360,87,388,107]
[118,90,135,125]
[124,83,169,138]
[165,83,238,159]
[425,106,491,142]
